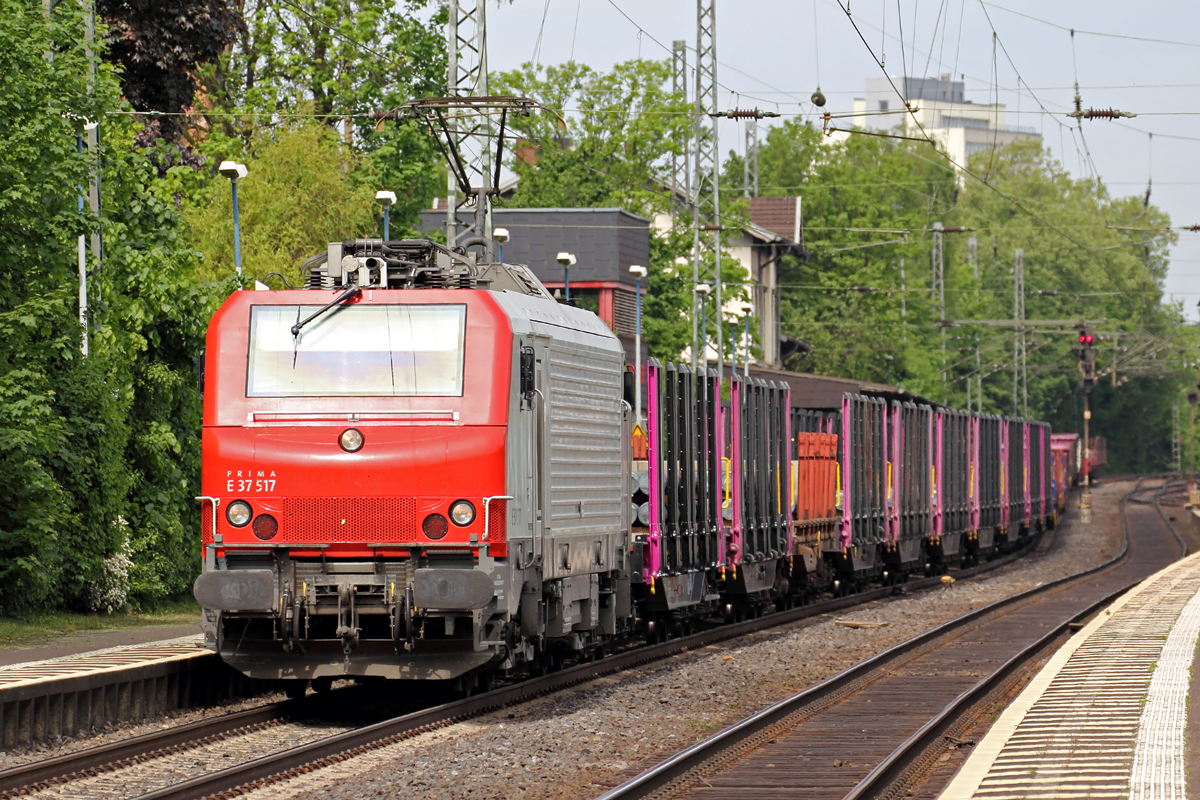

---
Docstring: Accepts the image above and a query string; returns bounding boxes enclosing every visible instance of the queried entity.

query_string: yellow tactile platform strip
[0,636,207,692]
[939,551,1200,800]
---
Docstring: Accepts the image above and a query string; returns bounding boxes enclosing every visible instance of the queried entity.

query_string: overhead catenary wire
[830,0,1184,265]
[980,1,1200,49]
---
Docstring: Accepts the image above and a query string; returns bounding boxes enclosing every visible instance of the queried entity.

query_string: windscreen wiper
[291,285,362,339]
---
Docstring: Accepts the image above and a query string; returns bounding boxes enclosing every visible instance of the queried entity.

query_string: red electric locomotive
[195,240,632,690]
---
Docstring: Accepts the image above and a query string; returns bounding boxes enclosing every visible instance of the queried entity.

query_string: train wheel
[472,672,494,696]
[284,680,308,700]
[312,676,333,694]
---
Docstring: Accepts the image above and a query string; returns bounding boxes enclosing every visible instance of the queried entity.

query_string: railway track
[0,523,1053,800]
[593,478,1183,800]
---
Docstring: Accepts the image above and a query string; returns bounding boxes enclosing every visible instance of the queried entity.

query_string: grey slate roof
[418,208,651,288]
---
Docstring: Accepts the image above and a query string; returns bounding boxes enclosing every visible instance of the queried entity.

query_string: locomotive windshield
[246,304,466,397]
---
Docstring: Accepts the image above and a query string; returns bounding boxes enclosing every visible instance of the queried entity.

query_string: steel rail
[843,479,1177,800]
[0,525,1044,800]
[0,692,345,797]
[124,538,1042,800]
[593,480,1156,800]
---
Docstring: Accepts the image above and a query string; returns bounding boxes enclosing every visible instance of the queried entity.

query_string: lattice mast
[671,40,690,215]
[445,0,492,256]
[691,0,722,378]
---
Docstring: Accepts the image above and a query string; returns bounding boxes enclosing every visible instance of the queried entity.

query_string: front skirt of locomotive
[212,639,498,682]
[195,558,512,681]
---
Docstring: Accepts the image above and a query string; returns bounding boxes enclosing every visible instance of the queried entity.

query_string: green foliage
[494,59,692,217]
[732,119,954,389]
[0,0,228,614]
[98,0,243,139]
[185,122,379,283]
[194,0,446,231]
[494,59,728,360]
[949,139,1191,472]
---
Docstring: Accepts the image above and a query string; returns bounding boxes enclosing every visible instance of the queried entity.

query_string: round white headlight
[227,500,252,527]
[450,500,476,526]
[339,428,364,452]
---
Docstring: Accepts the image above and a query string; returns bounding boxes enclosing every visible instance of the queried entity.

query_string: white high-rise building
[851,75,1041,168]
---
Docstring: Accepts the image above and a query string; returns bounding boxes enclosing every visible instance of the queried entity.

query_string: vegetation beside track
[2,0,1195,618]
[0,599,199,649]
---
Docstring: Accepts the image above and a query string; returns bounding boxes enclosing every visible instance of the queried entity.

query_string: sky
[481,0,1200,319]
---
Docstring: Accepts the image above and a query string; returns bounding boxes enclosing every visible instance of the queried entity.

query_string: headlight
[450,500,475,526]
[227,500,252,527]
[252,514,278,541]
[423,513,448,540]
[339,428,364,452]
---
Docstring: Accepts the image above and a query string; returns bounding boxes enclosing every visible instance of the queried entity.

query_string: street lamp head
[628,264,647,279]
[493,227,510,243]
[695,283,711,297]
[375,190,397,207]
[218,160,248,180]
[556,251,576,267]
[738,302,754,316]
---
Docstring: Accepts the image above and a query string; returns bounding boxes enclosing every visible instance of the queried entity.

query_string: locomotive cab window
[247,304,466,397]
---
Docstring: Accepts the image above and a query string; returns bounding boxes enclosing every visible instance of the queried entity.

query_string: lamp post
[557,252,576,301]
[695,283,711,368]
[493,228,509,263]
[375,190,396,240]
[218,161,248,277]
[629,264,647,427]
[737,302,754,377]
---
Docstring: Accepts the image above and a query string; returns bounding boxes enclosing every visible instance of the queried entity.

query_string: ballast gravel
[232,480,1132,800]
[0,691,286,770]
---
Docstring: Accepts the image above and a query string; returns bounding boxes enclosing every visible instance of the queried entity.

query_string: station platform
[940,549,1200,799]
[0,634,257,751]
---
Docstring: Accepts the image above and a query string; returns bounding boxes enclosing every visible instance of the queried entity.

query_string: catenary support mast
[692,0,722,379]
[445,0,492,257]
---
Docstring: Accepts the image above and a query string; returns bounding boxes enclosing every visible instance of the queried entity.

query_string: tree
[0,0,228,613]
[185,121,379,283]
[493,59,692,218]
[729,119,955,391]
[950,139,1189,472]
[492,59,738,361]
[190,0,446,235]
[98,0,243,140]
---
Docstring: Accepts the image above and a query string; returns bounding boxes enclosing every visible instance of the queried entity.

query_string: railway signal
[1076,327,1097,520]
[1078,329,1097,394]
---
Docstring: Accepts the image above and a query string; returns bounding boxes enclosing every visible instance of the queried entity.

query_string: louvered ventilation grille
[201,500,214,544]
[487,499,507,546]
[283,497,418,543]
[613,288,638,336]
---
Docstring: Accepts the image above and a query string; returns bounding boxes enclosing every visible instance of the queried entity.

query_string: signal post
[1079,328,1096,522]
